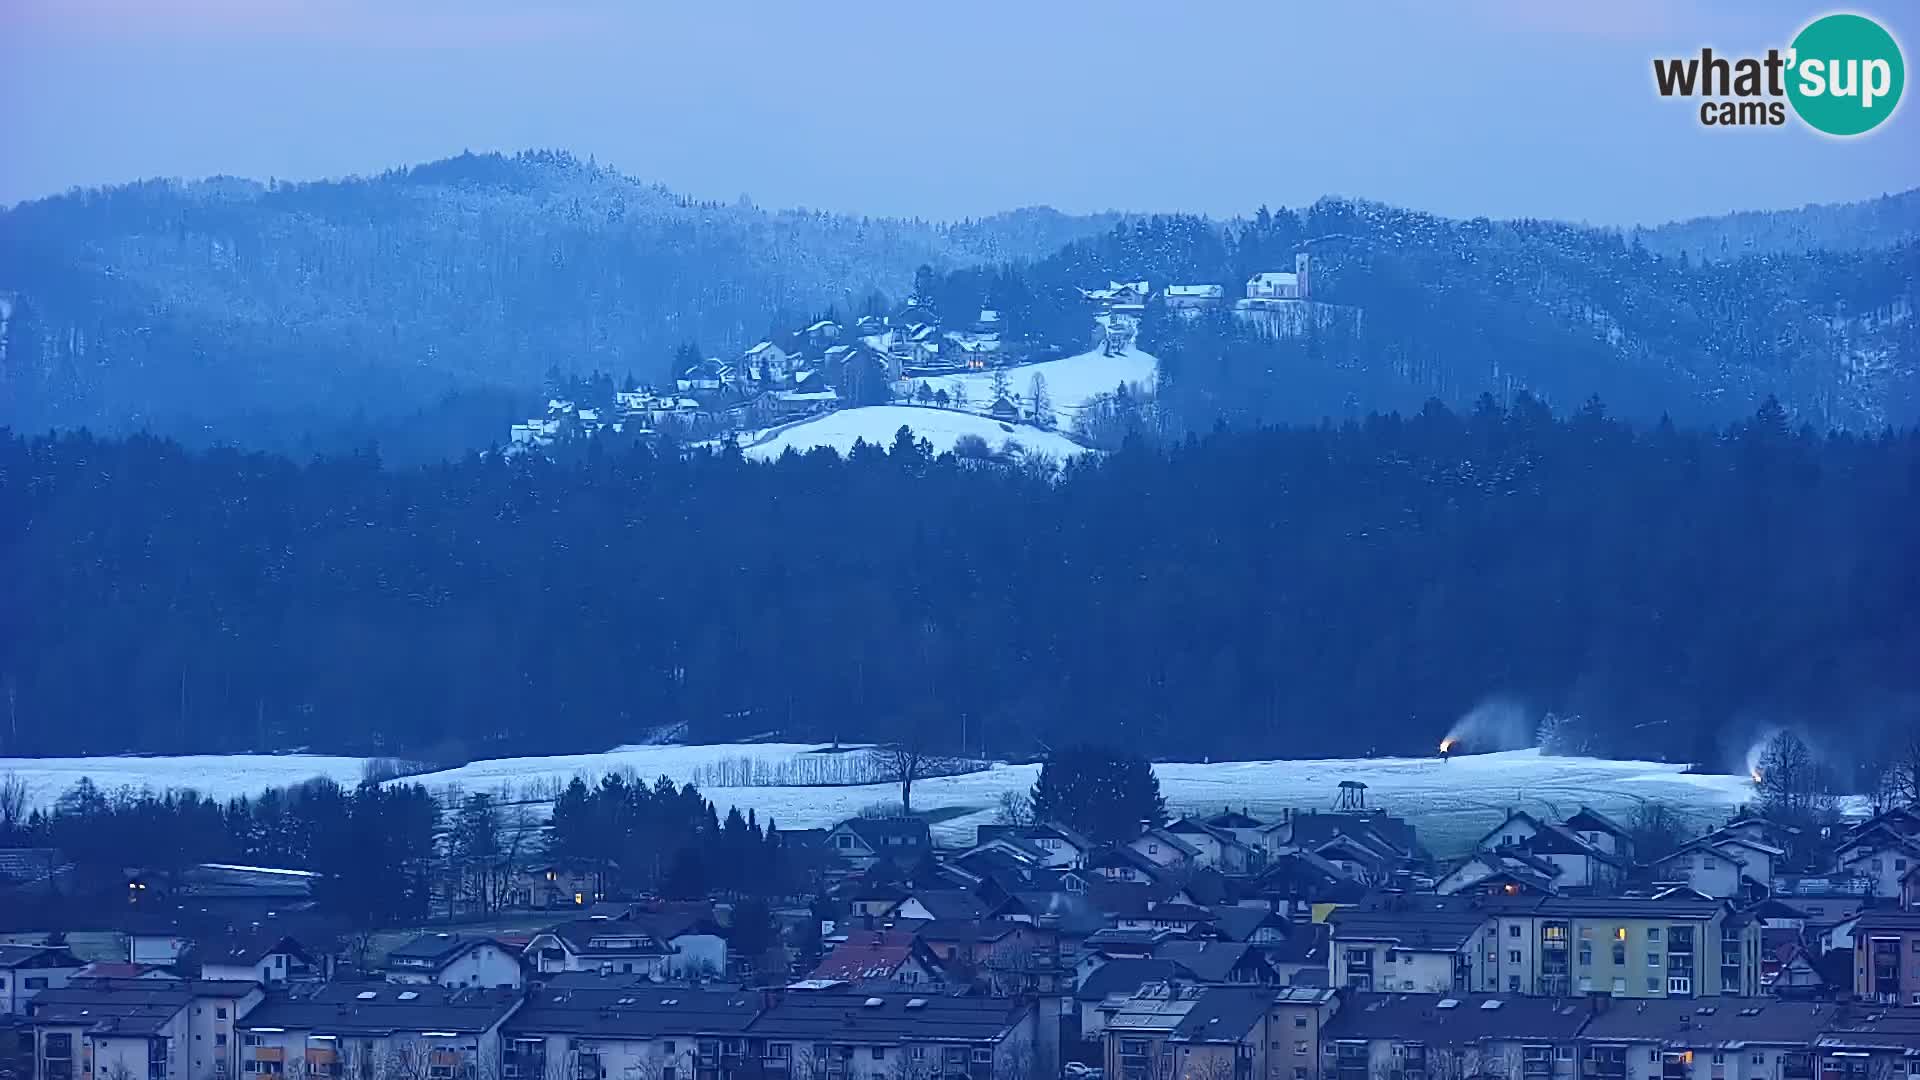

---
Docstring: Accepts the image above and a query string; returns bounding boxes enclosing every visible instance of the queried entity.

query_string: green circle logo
[1787,13,1904,135]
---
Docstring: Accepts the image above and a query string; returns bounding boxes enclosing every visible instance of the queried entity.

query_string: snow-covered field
[1,744,1766,856]
[742,405,1089,462]
[914,346,1157,434]
[0,753,370,813]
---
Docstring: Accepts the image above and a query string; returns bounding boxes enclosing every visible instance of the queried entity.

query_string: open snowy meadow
[1,744,1764,856]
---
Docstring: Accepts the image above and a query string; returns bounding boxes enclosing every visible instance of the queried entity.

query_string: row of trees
[0,765,822,928]
[2,774,438,927]
[545,772,816,900]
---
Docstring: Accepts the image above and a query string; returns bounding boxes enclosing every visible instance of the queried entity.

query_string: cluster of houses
[5,799,1919,1080]
[506,306,1028,452]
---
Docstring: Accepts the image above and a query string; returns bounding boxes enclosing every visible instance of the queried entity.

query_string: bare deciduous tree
[0,771,28,836]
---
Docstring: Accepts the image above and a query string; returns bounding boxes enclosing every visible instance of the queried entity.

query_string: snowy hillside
[914,346,1158,434]
[1,744,1788,856]
[742,405,1090,462]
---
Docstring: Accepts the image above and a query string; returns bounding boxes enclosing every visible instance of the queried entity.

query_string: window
[244,1037,263,1048]
[1294,1017,1307,1028]
[217,1036,228,1048]
[663,1044,674,1055]
[25,976,49,990]
[871,1050,884,1062]
[836,834,853,850]
[1612,978,1627,995]
[1510,925,1521,937]
[1294,1070,1308,1080]
[1556,1049,1573,1062]
[1615,928,1628,941]
[1508,976,1521,992]
[1579,944,1592,967]
[218,1008,228,1020]
[1612,944,1626,965]
[1647,928,1661,941]
[1294,1042,1308,1056]
[1752,1056,1765,1066]
[911,1049,926,1062]
[1509,950,1522,964]
[1647,977,1659,992]
[1648,954,1661,968]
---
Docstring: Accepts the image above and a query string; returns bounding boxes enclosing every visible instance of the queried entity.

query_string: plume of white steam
[1439,696,1535,755]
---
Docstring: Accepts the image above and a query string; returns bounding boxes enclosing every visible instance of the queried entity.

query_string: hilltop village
[506,256,1351,454]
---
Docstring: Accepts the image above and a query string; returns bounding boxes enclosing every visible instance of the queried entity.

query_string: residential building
[523,920,673,979]
[1127,829,1199,871]
[237,985,520,1080]
[809,931,942,990]
[1318,992,1588,1080]
[1835,824,1920,901]
[1562,808,1637,865]
[502,985,759,1080]
[1506,896,1761,999]
[1151,941,1277,987]
[1163,818,1262,876]
[30,978,265,1080]
[1164,987,1274,1080]
[1243,257,1311,302]
[1327,896,1493,994]
[383,935,524,990]
[0,946,82,1015]
[1579,997,1835,1080]
[1814,1011,1920,1080]
[192,930,320,986]
[746,989,1038,1080]
[972,825,1093,870]
[1100,982,1204,1080]
[1163,285,1224,311]
[824,820,932,872]
[507,864,599,910]
[1852,909,1920,1006]
[1264,987,1340,1080]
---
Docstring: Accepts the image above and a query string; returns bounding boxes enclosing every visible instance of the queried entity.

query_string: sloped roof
[507,986,758,1038]
[1323,993,1590,1043]
[1584,997,1844,1047]
[1075,958,1183,1002]
[1564,806,1632,839]
[242,984,520,1037]
[748,990,1029,1043]
[811,930,924,982]
[900,889,988,920]
[1169,987,1272,1044]
[384,932,500,968]
[1153,940,1263,984]
[1328,896,1491,950]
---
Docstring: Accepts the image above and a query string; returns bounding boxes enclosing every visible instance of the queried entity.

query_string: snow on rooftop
[741,406,1090,463]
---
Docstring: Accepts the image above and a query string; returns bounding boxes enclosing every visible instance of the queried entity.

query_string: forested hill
[919,199,1919,431]
[1633,188,1920,263]
[0,150,1119,455]
[3,400,1916,773]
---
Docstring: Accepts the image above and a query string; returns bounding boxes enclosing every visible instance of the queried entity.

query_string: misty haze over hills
[0,151,1915,459]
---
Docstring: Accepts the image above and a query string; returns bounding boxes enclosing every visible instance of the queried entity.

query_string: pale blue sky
[1,0,1914,224]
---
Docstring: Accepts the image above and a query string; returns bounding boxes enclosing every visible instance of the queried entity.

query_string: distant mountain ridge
[1632,188,1920,263]
[0,150,1123,455]
[2,155,1915,455]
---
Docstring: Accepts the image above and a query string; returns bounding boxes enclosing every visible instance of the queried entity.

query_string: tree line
[0,767,817,930]
[1,393,1917,772]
